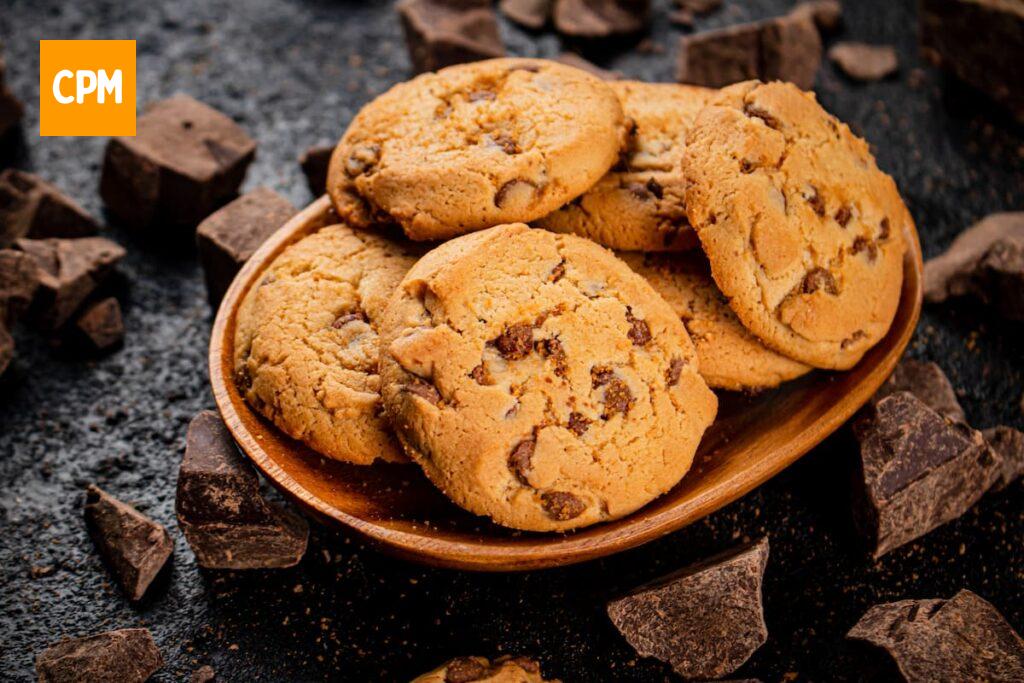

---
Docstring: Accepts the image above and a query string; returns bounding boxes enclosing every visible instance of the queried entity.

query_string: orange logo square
[39,40,136,137]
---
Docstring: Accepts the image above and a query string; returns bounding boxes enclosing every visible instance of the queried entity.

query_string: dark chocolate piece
[984,426,1024,491]
[848,590,1024,682]
[397,0,505,75]
[0,169,99,246]
[0,323,12,376]
[195,187,295,306]
[74,297,124,353]
[15,236,125,330]
[851,392,1000,558]
[0,248,40,326]
[500,0,553,29]
[84,484,173,601]
[920,0,1024,123]
[190,665,216,683]
[829,42,899,81]
[177,411,309,569]
[100,94,256,229]
[298,145,334,196]
[35,628,163,683]
[607,537,769,680]
[555,52,622,80]
[874,358,965,423]
[553,0,650,40]
[0,50,24,137]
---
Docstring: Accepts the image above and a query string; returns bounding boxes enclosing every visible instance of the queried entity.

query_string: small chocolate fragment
[196,187,296,306]
[848,590,1024,682]
[177,411,309,569]
[607,537,769,680]
[84,484,172,601]
[190,665,216,683]
[0,50,24,137]
[500,0,553,29]
[397,0,505,74]
[0,248,40,325]
[100,94,256,229]
[553,0,650,40]
[15,236,126,330]
[829,42,899,81]
[851,392,1001,558]
[0,170,99,246]
[555,52,622,80]
[35,628,164,683]
[874,358,965,423]
[74,297,124,353]
[298,145,334,196]
[984,426,1024,491]
[920,0,1024,123]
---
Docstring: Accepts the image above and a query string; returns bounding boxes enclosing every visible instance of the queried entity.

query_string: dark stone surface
[0,1,1021,681]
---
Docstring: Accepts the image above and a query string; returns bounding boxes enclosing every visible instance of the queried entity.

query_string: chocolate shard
[874,358,965,423]
[848,590,1024,682]
[84,484,173,601]
[920,0,1024,124]
[397,0,505,75]
[984,426,1024,491]
[35,628,164,683]
[607,537,769,680]
[829,42,899,81]
[0,50,24,138]
[14,236,126,330]
[74,297,124,353]
[177,411,309,569]
[100,94,256,229]
[553,0,651,40]
[555,52,622,80]
[0,248,40,326]
[851,392,1001,558]
[196,187,295,306]
[0,170,100,247]
[500,0,553,29]
[298,145,334,196]
[190,665,216,683]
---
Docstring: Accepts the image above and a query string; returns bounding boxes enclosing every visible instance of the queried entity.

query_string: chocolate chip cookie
[684,80,908,369]
[621,252,811,392]
[412,656,555,683]
[234,223,421,464]
[535,81,714,252]
[379,224,717,531]
[327,58,628,241]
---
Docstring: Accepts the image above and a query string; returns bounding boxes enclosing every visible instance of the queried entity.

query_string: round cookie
[379,223,717,532]
[620,252,812,392]
[327,58,628,241]
[234,223,421,465]
[683,80,909,370]
[535,81,714,251]
[412,656,555,683]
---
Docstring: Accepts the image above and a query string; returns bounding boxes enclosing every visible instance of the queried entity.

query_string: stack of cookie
[234,58,909,533]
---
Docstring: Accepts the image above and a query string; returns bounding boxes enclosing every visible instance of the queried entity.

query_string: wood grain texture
[209,195,924,572]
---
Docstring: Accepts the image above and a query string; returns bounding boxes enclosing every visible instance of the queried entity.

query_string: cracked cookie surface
[684,80,909,370]
[234,223,421,464]
[327,58,627,241]
[621,252,811,392]
[412,655,556,683]
[535,81,713,252]
[379,223,717,532]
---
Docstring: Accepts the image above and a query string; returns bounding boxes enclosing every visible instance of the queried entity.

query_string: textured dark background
[1,1,1021,681]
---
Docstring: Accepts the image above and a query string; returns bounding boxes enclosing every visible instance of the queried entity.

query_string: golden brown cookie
[412,656,556,683]
[379,224,717,532]
[684,80,908,370]
[234,223,421,464]
[327,58,628,241]
[535,81,714,251]
[620,252,811,391]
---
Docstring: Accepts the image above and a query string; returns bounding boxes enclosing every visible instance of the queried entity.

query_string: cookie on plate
[327,58,628,241]
[379,224,717,532]
[535,81,714,252]
[234,223,421,464]
[684,80,909,370]
[621,252,811,392]
[412,656,555,683]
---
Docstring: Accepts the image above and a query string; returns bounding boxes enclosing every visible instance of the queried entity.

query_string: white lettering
[52,69,74,104]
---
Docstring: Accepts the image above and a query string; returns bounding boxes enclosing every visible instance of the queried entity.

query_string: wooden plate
[210,196,923,572]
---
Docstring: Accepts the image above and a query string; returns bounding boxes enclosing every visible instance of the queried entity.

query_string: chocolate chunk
[100,94,256,229]
[804,185,825,216]
[666,357,685,386]
[73,297,124,353]
[607,537,769,680]
[848,590,1024,682]
[0,248,39,326]
[591,365,615,387]
[196,187,296,306]
[921,0,1024,123]
[984,426,1024,491]
[0,170,99,246]
[0,324,12,376]
[84,484,172,601]
[538,337,568,376]
[829,42,899,81]
[971,237,1024,321]
[508,437,535,484]
[397,0,505,74]
[555,52,622,80]
[494,323,534,360]
[834,205,853,227]
[602,378,634,418]
[190,665,216,683]
[540,490,586,520]
[802,267,838,295]
[874,358,966,423]
[14,236,125,330]
[567,412,591,436]
[177,411,309,569]
[0,51,24,137]
[298,145,333,196]
[35,628,163,683]
[553,0,650,40]
[851,392,1001,558]
[493,178,538,209]
[405,376,443,406]
[500,0,553,29]
[625,309,651,346]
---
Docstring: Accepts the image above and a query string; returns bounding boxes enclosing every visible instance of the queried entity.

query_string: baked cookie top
[621,252,811,392]
[379,224,717,532]
[412,656,556,683]
[684,80,908,370]
[327,58,628,241]
[234,223,420,465]
[535,81,714,252]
